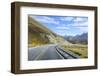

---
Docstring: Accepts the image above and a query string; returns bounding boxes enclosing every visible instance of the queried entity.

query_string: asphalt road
[28,44,78,61]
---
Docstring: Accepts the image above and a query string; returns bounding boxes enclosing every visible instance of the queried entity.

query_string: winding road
[28,44,79,61]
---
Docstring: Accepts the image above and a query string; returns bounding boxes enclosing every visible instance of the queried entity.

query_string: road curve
[28,44,78,61]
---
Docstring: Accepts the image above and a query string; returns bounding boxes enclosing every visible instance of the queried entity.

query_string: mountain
[28,16,71,47]
[64,33,88,44]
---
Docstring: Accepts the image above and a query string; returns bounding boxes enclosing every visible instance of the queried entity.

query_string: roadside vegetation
[60,44,88,58]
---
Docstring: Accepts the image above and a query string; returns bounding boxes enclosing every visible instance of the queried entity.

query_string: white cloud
[60,16,88,24]
[56,26,69,30]
[60,16,74,21]
[31,16,59,25]
[67,21,88,27]
[73,17,88,23]
[76,27,88,32]
[56,30,67,36]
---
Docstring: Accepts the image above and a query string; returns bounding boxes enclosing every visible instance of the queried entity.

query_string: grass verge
[60,44,88,58]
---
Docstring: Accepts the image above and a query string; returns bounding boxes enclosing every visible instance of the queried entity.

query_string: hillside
[28,16,71,47]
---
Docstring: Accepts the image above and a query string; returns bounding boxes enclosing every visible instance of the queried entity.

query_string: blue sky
[30,15,88,36]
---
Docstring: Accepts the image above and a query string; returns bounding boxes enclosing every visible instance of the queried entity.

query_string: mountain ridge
[64,33,88,44]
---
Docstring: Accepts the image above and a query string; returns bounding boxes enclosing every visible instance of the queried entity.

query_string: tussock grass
[60,44,88,58]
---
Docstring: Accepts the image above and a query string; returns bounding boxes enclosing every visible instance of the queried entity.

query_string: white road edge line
[34,47,49,60]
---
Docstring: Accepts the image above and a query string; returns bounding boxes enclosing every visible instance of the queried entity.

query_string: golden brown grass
[60,44,88,58]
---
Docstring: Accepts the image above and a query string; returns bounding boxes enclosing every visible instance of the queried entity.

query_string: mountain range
[64,33,88,44]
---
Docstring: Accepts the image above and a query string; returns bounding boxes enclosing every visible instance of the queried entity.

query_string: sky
[30,15,88,36]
